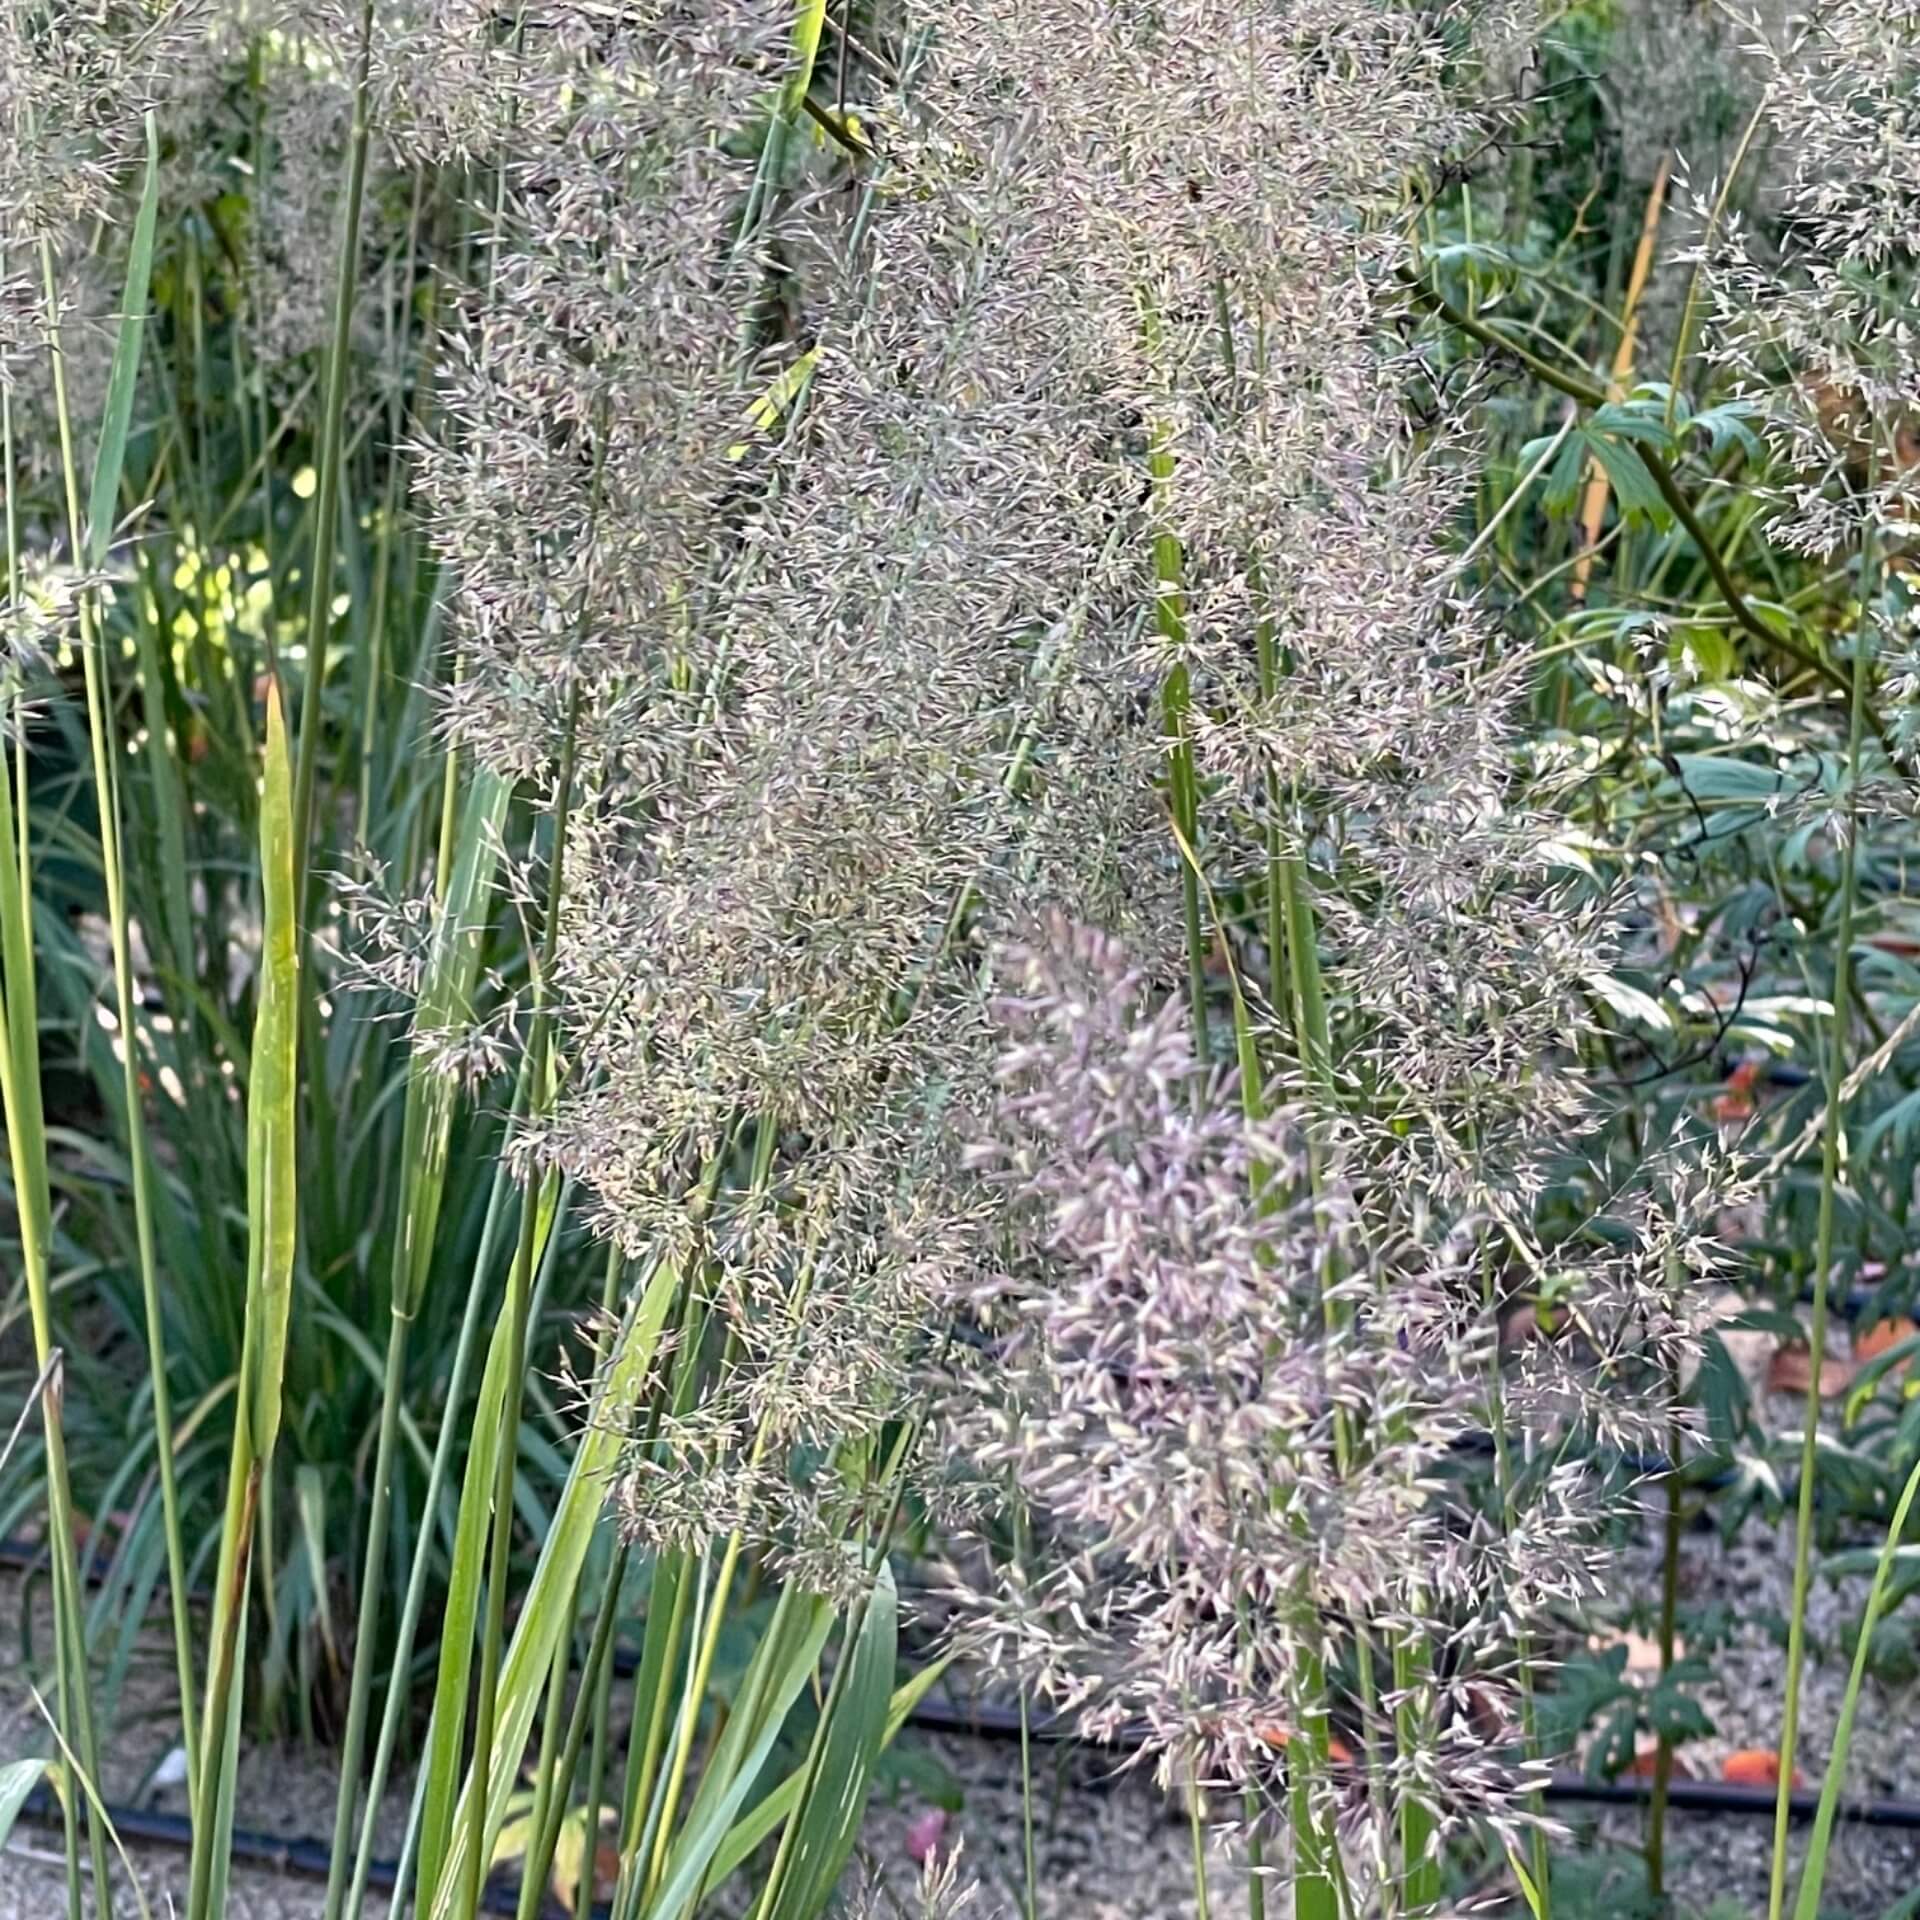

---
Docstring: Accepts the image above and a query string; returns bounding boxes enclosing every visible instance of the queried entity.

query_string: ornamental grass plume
[1699,1,1920,571]
[398,0,1738,1900]
[795,0,1749,1902]
[1688,10,1920,1912]
[945,923,1732,1886]
[0,0,1755,1913]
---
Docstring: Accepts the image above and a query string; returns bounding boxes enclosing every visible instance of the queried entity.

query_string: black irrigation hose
[904,1697,1920,1831]
[11,1785,553,1918]
[15,1703,1920,1920]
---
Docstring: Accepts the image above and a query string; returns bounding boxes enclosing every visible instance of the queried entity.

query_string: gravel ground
[1582,1510,1920,1918]
[4,1503,1917,1920]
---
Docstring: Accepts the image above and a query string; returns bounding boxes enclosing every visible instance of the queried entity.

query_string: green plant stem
[574,1242,630,1895]
[457,685,583,1920]
[1647,1381,1683,1899]
[745,1414,923,1920]
[0,779,90,1920]
[291,0,377,878]
[342,1097,526,1920]
[521,1550,628,1914]
[325,760,505,1920]
[1789,1450,1920,1920]
[33,179,178,1913]
[1016,1497,1040,1920]
[320,1308,414,1920]
[1142,298,1210,1062]
[1483,1232,1550,1920]
[1767,527,1875,1920]
[1188,1770,1213,1920]
[357,167,428,840]
[515,1637,574,1920]
[1665,95,1768,422]
[640,1502,759,1903]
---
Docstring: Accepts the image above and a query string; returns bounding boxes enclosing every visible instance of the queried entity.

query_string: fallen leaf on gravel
[1721,1748,1806,1789]
[1768,1344,1853,1397]
[1853,1317,1919,1367]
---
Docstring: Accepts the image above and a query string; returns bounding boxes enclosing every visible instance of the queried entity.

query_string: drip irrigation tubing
[10,1679,1920,1920]
[10,1783,528,1917]
[14,1708,1920,1920]
[901,1695,1920,1828]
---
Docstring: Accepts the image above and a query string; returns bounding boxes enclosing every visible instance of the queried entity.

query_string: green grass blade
[1790,1452,1920,1920]
[414,1170,565,1903]
[705,1660,952,1891]
[423,1256,684,1920]
[247,678,300,1462]
[343,1117,528,1920]
[83,112,160,570]
[758,1563,899,1920]
[323,766,511,1920]
[642,1592,837,1920]
[187,680,298,1920]
[0,1758,46,1851]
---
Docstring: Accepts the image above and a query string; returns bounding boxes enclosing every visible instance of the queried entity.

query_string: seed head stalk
[1141,297,1210,1064]
[31,116,182,1882]
[456,679,584,1920]
[1767,525,1876,1920]
[291,0,377,880]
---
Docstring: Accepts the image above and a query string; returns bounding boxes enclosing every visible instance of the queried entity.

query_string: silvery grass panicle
[0,0,213,481]
[866,0,1748,1895]
[943,920,1722,1883]
[1704,2,1920,580]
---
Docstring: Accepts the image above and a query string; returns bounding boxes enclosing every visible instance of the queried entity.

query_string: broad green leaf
[1669,625,1737,684]
[1667,753,1793,803]
[1531,425,1591,518]
[1844,1334,1920,1430]
[1584,428,1674,529]
[1585,970,1673,1035]
[1589,398,1677,447]
[781,0,827,119]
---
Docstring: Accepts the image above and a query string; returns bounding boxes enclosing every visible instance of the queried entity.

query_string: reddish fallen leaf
[1713,1058,1764,1124]
[1254,1725,1356,1764]
[1769,1344,1854,1398]
[1624,1743,1695,1780]
[590,1842,621,1905]
[1853,1317,1919,1368]
[1721,1748,1806,1789]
